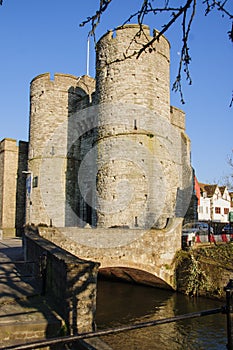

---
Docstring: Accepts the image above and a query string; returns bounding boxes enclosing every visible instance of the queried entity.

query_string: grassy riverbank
[175,243,233,300]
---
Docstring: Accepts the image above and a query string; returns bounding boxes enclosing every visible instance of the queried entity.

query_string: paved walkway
[0,238,38,303]
[0,238,23,260]
[0,238,62,348]
[0,238,112,350]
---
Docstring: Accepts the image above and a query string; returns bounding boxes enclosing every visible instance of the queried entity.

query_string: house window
[199,206,203,213]
[215,207,221,214]
[206,207,209,214]
[224,208,229,215]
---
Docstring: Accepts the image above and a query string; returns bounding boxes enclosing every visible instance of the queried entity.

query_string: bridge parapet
[24,228,99,334]
[38,218,183,289]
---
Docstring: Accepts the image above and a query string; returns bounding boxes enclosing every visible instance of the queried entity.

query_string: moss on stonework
[174,243,233,300]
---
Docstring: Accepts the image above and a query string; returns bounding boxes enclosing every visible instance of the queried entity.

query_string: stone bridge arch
[38,217,183,290]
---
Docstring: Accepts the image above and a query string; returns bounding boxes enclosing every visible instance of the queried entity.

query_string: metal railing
[0,307,225,350]
[1,282,233,350]
[1,265,233,350]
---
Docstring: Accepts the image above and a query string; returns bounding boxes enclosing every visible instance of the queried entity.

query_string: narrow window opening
[33,176,38,188]
[135,216,138,227]
[50,146,55,156]
[134,119,137,130]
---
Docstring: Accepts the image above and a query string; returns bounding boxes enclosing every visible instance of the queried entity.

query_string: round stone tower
[94,24,191,229]
[28,73,95,227]
[96,24,170,118]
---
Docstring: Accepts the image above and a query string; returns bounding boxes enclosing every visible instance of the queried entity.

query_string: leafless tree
[80,0,233,104]
[226,150,233,190]
[1,1,232,103]
[219,150,233,191]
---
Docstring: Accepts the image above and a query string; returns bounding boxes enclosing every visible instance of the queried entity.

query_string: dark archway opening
[98,266,173,289]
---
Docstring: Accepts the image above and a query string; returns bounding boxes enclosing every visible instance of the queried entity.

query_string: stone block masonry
[16,141,29,236]
[26,24,192,230]
[96,25,170,119]
[93,24,192,229]
[39,218,183,290]
[0,138,28,237]
[0,24,193,288]
[25,227,100,334]
[28,73,96,227]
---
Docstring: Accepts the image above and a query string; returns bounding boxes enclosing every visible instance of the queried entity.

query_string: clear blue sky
[0,1,232,184]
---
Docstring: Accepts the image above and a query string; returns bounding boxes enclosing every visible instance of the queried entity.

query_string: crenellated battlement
[97,24,170,64]
[31,72,80,84]
[98,24,169,47]
[30,73,95,96]
[99,24,150,41]
[96,23,170,119]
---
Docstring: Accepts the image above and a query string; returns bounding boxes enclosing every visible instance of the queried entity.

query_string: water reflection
[96,280,227,349]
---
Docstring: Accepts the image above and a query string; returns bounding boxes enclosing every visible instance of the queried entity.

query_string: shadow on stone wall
[15,141,28,236]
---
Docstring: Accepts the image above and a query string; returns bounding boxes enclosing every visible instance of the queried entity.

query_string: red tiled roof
[219,186,227,195]
[198,183,218,197]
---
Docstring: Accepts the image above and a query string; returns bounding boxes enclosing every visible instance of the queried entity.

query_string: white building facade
[198,183,231,223]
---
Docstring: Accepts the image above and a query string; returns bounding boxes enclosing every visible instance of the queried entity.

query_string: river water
[95,280,227,350]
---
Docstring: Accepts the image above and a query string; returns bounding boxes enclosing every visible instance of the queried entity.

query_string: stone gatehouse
[0,24,193,237]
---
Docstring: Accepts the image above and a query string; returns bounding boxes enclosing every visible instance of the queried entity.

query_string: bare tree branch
[1,1,231,103]
[204,0,233,20]
[224,150,233,190]
[172,0,196,104]
[228,22,233,42]
[230,91,233,108]
[80,0,232,104]
[80,0,113,41]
